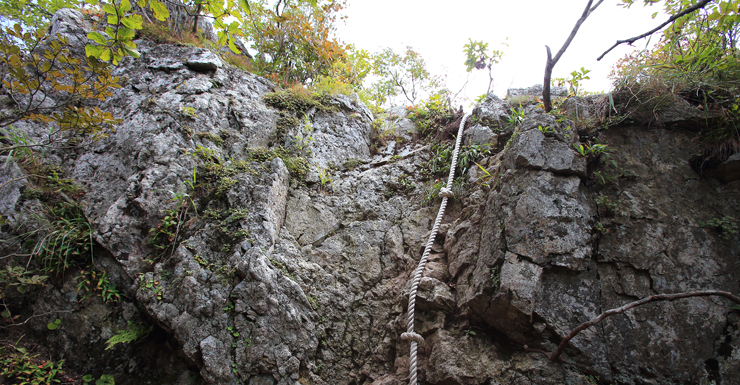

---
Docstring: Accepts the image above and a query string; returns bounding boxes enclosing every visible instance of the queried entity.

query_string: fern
[104,322,152,350]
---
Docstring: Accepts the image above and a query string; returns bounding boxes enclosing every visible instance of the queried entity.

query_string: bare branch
[543,0,602,112]
[547,290,740,362]
[597,0,712,61]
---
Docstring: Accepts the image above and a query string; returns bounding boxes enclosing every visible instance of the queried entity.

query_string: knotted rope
[402,112,470,385]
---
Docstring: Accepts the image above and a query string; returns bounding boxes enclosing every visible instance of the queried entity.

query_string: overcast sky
[337,0,667,104]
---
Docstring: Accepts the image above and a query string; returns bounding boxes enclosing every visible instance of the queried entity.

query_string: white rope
[402,112,470,385]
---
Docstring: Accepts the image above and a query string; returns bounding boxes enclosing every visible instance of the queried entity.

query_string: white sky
[337,0,667,104]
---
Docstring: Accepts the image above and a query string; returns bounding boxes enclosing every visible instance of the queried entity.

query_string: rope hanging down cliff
[401,112,471,385]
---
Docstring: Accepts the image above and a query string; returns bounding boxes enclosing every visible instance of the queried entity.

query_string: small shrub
[343,158,366,170]
[76,270,120,303]
[701,216,738,239]
[408,94,454,140]
[0,343,65,384]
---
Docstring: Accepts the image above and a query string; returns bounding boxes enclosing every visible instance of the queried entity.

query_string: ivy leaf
[87,31,108,45]
[150,0,170,21]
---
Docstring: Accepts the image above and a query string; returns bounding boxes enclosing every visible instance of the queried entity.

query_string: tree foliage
[242,0,349,84]
[463,38,506,96]
[365,46,442,107]
[612,0,740,115]
[0,23,122,145]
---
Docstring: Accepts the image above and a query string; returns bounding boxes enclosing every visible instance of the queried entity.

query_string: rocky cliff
[1,9,739,385]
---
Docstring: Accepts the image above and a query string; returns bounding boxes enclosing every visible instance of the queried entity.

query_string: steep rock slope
[1,9,739,385]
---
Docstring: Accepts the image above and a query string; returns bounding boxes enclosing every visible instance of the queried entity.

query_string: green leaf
[121,15,143,30]
[85,44,105,58]
[732,305,740,310]
[47,318,61,330]
[228,39,241,54]
[217,31,228,47]
[86,0,100,5]
[1,309,10,318]
[120,0,132,13]
[96,374,115,385]
[137,0,146,6]
[107,14,119,25]
[118,26,136,40]
[100,48,112,62]
[83,374,94,383]
[102,3,117,14]
[150,0,170,21]
[123,47,141,58]
[87,31,108,45]
[240,0,251,14]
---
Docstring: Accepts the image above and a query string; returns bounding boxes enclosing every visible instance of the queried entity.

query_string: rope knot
[438,187,453,198]
[401,332,424,343]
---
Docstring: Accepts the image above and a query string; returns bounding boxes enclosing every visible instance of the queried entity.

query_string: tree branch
[543,0,602,112]
[547,290,740,362]
[597,0,712,61]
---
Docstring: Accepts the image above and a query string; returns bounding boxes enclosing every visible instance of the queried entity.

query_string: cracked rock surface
[1,9,740,385]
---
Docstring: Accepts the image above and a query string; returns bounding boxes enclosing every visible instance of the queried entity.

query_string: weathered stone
[186,50,224,72]
[4,10,740,384]
[463,124,498,148]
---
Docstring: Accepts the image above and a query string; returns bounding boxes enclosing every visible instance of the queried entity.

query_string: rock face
[1,9,740,385]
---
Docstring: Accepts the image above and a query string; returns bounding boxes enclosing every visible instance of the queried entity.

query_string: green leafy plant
[594,222,609,234]
[538,125,554,135]
[0,265,47,300]
[474,162,493,188]
[507,105,526,126]
[463,38,506,95]
[47,318,62,331]
[95,374,115,385]
[573,141,610,158]
[551,67,592,97]
[139,276,163,300]
[407,93,453,140]
[76,270,120,303]
[490,266,501,289]
[180,106,199,120]
[0,339,65,384]
[343,158,366,170]
[701,216,738,239]
[317,166,333,191]
[595,196,619,217]
[34,202,95,276]
[293,116,315,157]
[105,321,152,350]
